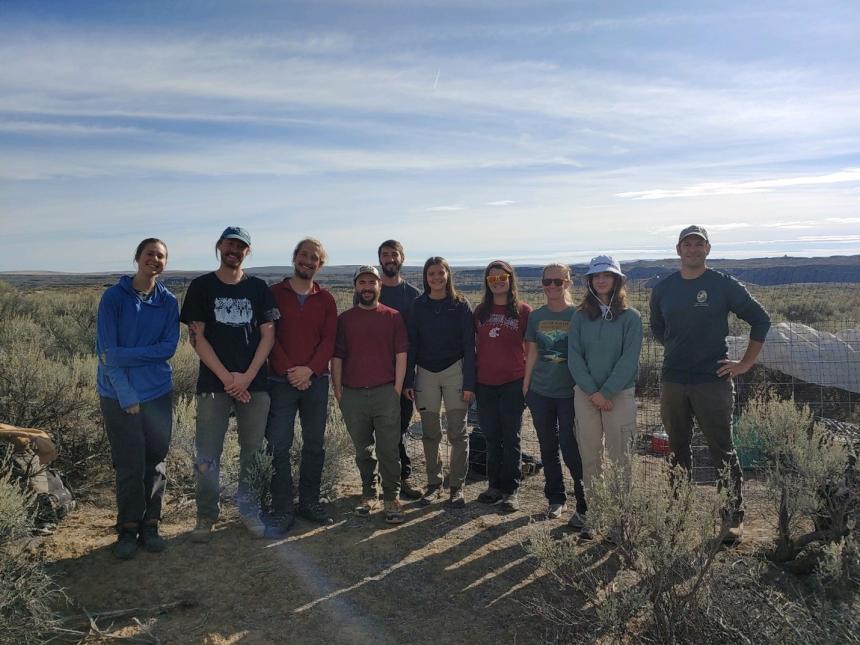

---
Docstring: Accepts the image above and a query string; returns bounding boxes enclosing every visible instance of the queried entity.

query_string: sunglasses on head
[486,274,510,284]
[541,278,565,287]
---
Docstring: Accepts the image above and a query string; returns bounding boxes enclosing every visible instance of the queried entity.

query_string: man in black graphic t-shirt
[377,239,422,499]
[180,226,277,542]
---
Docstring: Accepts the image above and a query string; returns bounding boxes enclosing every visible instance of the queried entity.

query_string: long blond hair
[542,263,573,305]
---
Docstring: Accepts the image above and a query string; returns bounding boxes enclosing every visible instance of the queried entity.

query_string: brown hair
[421,257,464,302]
[292,237,328,267]
[377,239,404,260]
[542,262,573,305]
[478,260,521,323]
[134,238,167,262]
[577,273,629,320]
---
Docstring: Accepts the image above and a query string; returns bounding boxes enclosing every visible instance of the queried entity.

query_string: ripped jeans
[195,391,270,520]
[100,392,173,529]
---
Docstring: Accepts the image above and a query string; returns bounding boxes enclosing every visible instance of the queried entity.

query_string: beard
[294,266,314,280]
[381,261,401,278]
[357,290,379,307]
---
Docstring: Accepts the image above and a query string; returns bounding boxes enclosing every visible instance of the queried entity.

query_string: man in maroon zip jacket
[265,238,338,537]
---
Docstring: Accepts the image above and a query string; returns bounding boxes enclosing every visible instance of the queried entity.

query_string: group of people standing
[96,224,769,559]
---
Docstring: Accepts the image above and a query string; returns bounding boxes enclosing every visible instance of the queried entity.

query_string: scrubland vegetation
[0,278,858,643]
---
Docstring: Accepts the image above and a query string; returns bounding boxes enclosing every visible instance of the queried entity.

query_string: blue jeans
[526,390,586,513]
[476,379,524,495]
[195,391,270,520]
[266,375,329,513]
[100,392,172,529]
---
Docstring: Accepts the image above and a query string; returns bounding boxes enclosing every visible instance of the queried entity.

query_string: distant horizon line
[3,253,859,276]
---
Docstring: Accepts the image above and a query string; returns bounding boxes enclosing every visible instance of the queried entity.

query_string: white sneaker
[546,503,566,520]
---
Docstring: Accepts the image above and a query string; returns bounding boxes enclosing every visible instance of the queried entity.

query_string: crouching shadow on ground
[45,488,590,644]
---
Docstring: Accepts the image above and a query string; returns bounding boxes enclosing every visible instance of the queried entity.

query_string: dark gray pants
[661,379,743,516]
[266,375,329,513]
[100,392,172,529]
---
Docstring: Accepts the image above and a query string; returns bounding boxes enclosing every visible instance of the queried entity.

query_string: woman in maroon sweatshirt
[474,260,532,512]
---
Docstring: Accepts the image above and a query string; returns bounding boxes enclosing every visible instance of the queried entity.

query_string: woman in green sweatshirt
[568,256,642,539]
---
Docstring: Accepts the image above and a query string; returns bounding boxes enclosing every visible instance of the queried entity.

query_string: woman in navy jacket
[96,238,179,559]
[405,257,475,508]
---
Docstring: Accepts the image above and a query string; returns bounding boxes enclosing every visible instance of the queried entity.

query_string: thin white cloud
[486,200,516,206]
[618,168,860,200]
[653,222,750,233]
[426,205,466,212]
[826,217,860,223]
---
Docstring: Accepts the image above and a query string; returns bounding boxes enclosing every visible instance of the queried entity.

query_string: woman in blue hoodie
[97,238,179,559]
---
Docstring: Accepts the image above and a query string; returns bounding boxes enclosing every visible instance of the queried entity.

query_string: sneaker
[138,522,167,553]
[191,517,215,543]
[419,483,443,507]
[477,487,504,505]
[384,499,406,524]
[399,478,424,500]
[446,487,466,509]
[546,503,566,520]
[500,493,520,512]
[297,502,334,525]
[240,512,266,539]
[264,511,295,538]
[113,527,139,560]
[355,496,379,517]
[568,512,587,530]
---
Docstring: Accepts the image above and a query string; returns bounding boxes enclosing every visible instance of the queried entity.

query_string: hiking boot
[297,501,333,525]
[568,512,587,530]
[138,522,167,553]
[546,503,566,520]
[355,496,379,517]
[399,478,424,500]
[113,527,139,560]
[384,499,406,524]
[723,516,744,545]
[240,512,266,539]
[264,511,295,538]
[191,517,215,543]
[500,493,520,512]
[477,487,504,505]
[419,483,443,506]
[446,487,466,509]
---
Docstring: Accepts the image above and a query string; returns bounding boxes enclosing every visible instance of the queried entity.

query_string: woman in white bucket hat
[567,255,642,539]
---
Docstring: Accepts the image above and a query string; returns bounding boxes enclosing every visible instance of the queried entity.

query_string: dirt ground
[41,430,776,645]
[42,462,565,644]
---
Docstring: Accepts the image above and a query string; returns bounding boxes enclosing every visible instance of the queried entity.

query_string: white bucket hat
[585,255,625,279]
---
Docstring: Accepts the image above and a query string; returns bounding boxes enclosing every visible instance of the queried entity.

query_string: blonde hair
[542,262,573,305]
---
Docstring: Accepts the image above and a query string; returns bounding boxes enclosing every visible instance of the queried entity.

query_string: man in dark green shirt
[649,225,770,543]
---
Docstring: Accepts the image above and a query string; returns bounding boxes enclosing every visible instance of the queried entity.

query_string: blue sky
[2,0,859,272]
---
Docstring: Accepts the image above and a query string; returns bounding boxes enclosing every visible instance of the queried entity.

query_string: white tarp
[727,322,860,394]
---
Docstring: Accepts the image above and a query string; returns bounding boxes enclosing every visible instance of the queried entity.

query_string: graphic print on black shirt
[180,272,278,393]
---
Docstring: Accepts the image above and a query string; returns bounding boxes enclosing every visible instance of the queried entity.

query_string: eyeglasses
[486,274,510,284]
[541,278,565,287]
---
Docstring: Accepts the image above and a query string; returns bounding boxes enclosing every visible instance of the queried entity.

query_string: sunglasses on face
[542,278,565,287]
[486,274,510,284]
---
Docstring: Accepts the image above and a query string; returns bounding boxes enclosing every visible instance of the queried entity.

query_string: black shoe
[297,502,334,525]
[113,527,139,560]
[138,523,167,553]
[419,484,443,506]
[264,511,296,538]
[477,487,504,505]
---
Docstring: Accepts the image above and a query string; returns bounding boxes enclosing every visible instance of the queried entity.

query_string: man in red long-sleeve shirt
[265,238,338,537]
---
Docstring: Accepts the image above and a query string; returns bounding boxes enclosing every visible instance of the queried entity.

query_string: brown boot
[399,478,423,500]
